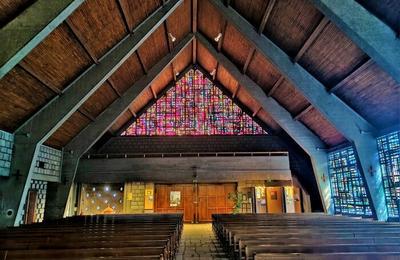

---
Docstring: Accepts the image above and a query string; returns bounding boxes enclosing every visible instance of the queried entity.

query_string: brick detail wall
[123,182,145,213]
[98,136,288,154]
[20,180,47,224]
[0,130,13,176]
[33,145,62,180]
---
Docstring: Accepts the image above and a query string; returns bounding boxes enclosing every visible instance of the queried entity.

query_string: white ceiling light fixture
[168,33,176,42]
[210,69,216,76]
[214,32,222,42]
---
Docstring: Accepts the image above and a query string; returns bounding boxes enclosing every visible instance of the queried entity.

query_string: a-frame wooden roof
[0,0,399,150]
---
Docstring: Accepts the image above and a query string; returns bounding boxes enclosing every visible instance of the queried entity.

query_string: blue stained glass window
[121,69,267,136]
[328,146,372,217]
[377,131,400,221]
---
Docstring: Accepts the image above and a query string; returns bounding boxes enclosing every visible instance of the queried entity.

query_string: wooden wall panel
[257,109,281,132]
[166,0,191,44]
[222,24,253,69]
[119,0,161,31]
[173,43,192,75]
[45,111,91,148]
[0,67,53,132]
[67,0,127,59]
[137,26,169,71]
[264,0,323,57]
[272,80,310,115]
[109,110,132,133]
[198,0,223,42]
[299,23,368,88]
[80,82,119,119]
[109,53,144,95]
[231,0,269,28]
[216,65,238,94]
[20,24,92,91]
[197,42,217,73]
[198,183,235,222]
[151,65,174,95]
[300,108,347,147]
[246,51,280,93]
[155,184,194,222]
[334,62,400,129]
[0,0,34,27]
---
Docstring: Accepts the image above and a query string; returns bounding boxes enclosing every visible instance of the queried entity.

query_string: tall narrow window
[328,147,372,217]
[377,131,400,221]
[121,69,267,136]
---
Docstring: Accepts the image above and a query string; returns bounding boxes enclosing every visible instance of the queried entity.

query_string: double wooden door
[154,183,236,222]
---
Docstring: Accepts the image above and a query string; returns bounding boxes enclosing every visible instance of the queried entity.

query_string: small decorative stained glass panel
[121,69,267,136]
[328,146,372,217]
[377,131,400,221]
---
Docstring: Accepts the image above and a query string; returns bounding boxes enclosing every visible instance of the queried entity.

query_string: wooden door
[293,187,302,213]
[154,184,195,222]
[266,187,283,213]
[24,190,37,224]
[197,183,236,222]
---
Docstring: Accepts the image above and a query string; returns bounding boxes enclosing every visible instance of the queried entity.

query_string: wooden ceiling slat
[267,76,284,97]
[221,24,253,69]
[216,65,238,94]
[231,0,269,28]
[246,51,281,93]
[119,0,161,32]
[109,110,132,133]
[19,23,92,91]
[198,0,223,42]
[18,63,61,95]
[298,23,368,88]
[129,88,154,114]
[80,82,119,119]
[78,108,95,122]
[45,111,91,148]
[236,84,261,114]
[166,0,191,44]
[116,0,131,33]
[257,109,281,132]
[151,65,174,95]
[67,0,127,60]
[173,43,193,75]
[137,26,169,71]
[197,42,217,73]
[272,80,310,115]
[294,104,313,121]
[109,52,145,95]
[257,0,276,34]
[263,0,323,57]
[0,67,54,131]
[242,48,255,74]
[0,0,34,27]
[293,17,330,62]
[300,107,346,147]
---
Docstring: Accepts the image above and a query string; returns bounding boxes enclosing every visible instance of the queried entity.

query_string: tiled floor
[175,224,229,260]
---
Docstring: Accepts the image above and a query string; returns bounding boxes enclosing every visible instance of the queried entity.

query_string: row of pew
[212,213,400,260]
[0,213,183,259]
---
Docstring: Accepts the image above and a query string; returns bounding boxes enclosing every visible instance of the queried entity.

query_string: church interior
[0,0,399,259]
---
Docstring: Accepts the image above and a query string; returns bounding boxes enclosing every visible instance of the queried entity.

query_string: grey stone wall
[33,145,62,182]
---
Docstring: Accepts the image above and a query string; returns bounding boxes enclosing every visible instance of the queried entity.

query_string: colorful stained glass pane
[328,146,372,217]
[121,69,267,136]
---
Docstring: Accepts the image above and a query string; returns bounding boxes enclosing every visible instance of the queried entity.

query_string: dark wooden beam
[137,52,148,74]
[116,0,131,33]
[107,78,122,97]
[293,17,329,62]
[164,22,173,52]
[65,19,99,64]
[232,82,240,98]
[267,76,284,96]
[258,0,276,34]
[243,47,255,74]
[128,108,136,117]
[150,85,157,99]
[192,0,198,63]
[252,107,262,117]
[18,64,62,95]
[78,108,95,122]
[294,104,313,121]
[329,59,373,93]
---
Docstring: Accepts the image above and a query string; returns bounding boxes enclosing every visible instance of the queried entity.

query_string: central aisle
[176,224,229,259]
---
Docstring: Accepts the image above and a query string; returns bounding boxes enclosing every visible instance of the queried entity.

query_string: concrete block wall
[33,145,62,181]
[0,130,13,176]
[123,182,145,213]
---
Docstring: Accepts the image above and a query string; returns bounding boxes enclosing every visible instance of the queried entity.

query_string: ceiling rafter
[78,108,95,122]
[242,48,255,74]
[0,0,85,79]
[232,82,240,98]
[309,0,400,85]
[192,0,198,63]
[207,0,387,220]
[258,0,276,34]
[116,0,131,33]
[137,52,148,74]
[267,76,284,97]
[293,104,313,121]
[18,64,62,95]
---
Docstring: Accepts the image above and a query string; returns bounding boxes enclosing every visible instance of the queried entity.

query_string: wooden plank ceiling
[0,0,398,150]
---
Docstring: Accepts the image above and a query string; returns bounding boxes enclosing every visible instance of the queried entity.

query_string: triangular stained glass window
[121,69,267,136]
